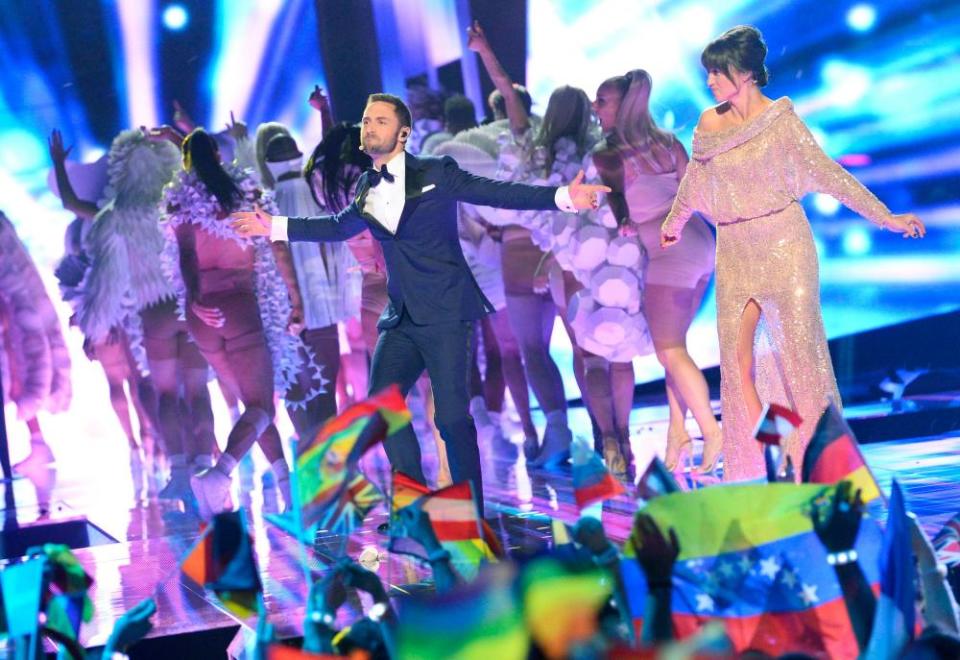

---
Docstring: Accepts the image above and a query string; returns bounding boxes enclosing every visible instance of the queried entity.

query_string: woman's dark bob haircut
[701,25,769,87]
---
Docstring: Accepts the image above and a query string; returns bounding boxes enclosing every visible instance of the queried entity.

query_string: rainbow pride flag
[801,403,882,503]
[296,385,409,528]
[620,483,882,658]
[520,557,612,658]
[396,564,527,660]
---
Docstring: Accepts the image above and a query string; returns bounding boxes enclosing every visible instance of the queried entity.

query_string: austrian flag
[753,403,803,445]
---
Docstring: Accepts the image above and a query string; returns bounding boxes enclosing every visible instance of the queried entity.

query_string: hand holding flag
[753,403,802,482]
[810,480,864,554]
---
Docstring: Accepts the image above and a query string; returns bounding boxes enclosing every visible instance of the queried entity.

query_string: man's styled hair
[366,93,413,129]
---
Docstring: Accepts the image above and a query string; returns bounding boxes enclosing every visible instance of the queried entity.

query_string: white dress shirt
[361,151,406,234]
[270,151,577,242]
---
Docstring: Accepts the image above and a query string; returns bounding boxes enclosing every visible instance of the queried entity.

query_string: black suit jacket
[287,152,560,328]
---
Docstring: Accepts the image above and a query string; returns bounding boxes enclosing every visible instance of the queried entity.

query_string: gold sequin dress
[662,98,894,480]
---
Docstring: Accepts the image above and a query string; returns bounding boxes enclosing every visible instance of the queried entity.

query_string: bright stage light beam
[842,226,872,256]
[847,4,877,33]
[117,0,159,128]
[163,4,189,31]
[813,193,841,216]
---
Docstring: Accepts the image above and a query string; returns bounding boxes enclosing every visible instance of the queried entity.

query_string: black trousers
[368,312,482,513]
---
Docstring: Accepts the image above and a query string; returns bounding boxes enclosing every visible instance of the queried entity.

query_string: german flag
[801,403,881,502]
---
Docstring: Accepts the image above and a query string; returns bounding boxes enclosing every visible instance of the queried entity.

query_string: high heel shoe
[617,428,636,483]
[602,436,627,479]
[664,430,692,472]
[698,430,723,474]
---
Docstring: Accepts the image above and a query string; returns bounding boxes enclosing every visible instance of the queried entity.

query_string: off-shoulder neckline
[692,98,794,160]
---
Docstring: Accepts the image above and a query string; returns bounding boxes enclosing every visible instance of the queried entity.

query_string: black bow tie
[365,165,395,187]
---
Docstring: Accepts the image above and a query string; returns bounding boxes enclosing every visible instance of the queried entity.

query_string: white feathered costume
[0,212,72,420]
[75,130,182,371]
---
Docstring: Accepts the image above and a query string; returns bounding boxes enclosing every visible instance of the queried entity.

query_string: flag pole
[290,437,316,591]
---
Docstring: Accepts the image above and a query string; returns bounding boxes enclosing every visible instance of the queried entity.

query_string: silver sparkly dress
[662,98,894,480]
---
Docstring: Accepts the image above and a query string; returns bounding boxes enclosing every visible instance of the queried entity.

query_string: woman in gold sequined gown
[661,26,925,480]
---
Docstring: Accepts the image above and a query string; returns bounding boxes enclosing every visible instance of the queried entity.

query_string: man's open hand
[232,203,273,238]
[568,170,612,211]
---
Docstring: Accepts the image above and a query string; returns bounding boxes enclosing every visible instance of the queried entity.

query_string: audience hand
[660,230,679,249]
[341,562,389,605]
[48,129,72,163]
[573,516,616,558]
[104,598,157,655]
[631,513,680,580]
[398,503,441,551]
[811,480,863,553]
[288,303,304,335]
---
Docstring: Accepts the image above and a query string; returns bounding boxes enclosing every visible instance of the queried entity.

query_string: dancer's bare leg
[94,341,139,450]
[488,309,536,440]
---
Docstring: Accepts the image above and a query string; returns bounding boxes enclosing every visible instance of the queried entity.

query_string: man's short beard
[362,131,400,156]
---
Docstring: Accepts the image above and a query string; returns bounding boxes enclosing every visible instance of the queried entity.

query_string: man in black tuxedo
[233,93,608,510]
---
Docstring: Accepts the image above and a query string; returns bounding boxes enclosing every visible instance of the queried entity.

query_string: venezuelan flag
[802,403,882,503]
[620,483,882,658]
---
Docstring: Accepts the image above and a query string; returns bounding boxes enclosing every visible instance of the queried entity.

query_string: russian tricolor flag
[571,436,626,509]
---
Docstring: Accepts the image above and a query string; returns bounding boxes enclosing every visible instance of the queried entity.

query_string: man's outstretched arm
[440,156,609,212]
[232,203,367,242]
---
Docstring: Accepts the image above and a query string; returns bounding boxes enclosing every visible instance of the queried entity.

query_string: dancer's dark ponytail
[182,128,242,212]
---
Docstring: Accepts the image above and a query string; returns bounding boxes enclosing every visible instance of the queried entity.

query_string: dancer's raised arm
[48,129,99,220]
[467,21,529,135]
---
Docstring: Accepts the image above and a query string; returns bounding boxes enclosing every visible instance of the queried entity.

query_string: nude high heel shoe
[664,430,692,472]
[698,430,723,474]
[602,436,627,479]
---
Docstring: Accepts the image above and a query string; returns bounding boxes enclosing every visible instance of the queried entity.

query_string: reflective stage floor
[2,388,959,654]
